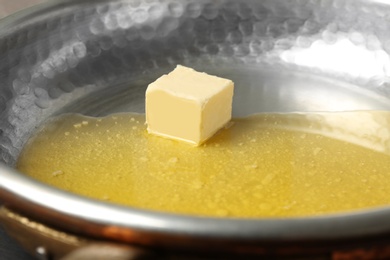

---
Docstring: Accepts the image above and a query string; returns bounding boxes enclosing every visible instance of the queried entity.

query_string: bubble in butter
[16,111,390,217]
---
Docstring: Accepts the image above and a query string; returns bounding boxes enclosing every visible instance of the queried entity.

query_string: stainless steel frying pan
[2,0,390,259]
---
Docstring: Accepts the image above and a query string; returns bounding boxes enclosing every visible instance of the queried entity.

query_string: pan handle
[60,244,155,260]
[0,206,156,260]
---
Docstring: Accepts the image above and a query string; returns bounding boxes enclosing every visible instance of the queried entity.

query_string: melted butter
[16,111,390,217]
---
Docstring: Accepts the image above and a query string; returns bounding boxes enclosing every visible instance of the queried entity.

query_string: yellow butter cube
[146,65,234,145]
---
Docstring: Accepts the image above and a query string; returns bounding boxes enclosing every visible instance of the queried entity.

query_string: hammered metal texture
[2,0,390,166]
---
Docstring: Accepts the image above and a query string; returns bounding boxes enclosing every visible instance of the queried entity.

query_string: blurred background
[1,1,45,259]
[0,0,43,19]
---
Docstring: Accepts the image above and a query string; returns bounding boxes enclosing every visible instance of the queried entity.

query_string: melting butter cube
[146,65,234,146]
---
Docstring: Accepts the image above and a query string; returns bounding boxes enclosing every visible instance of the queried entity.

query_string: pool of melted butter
[16,111,390,217]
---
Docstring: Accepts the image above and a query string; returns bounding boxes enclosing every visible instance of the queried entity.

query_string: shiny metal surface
[2,0,390,250]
